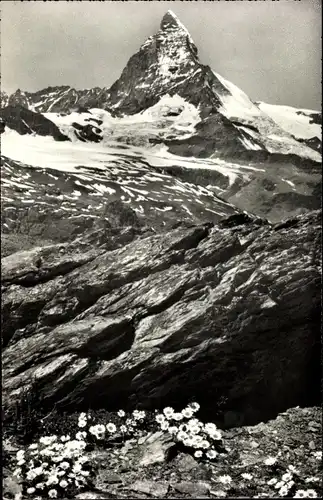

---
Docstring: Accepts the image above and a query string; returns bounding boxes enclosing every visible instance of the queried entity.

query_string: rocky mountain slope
[2,210,321,426]
[1,152,241,240]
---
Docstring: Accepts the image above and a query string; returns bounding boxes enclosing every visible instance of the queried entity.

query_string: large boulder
[2,210,321,427]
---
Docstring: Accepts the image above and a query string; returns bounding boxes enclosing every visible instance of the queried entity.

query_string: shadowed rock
[0,105,69,141]
[2,210,321,427]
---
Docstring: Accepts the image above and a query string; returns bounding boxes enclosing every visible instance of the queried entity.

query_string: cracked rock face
[2,210,321,427]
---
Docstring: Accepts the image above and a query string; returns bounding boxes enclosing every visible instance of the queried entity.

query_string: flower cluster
[266,463,320,498]
[294,490,318,498]
[267,469,295,497]
[77,409,146,444]
[154,402,222,460]
[13,434,92,498]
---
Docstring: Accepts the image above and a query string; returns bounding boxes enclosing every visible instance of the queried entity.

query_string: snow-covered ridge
[42,95,201,143]
[212,72,321,162]
[257,102,322,141]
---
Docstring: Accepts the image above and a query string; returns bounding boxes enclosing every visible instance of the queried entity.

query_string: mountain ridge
[1,9,321,234]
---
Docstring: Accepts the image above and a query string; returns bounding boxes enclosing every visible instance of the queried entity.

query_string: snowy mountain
[256,102,321,152]
[1,10,321,240]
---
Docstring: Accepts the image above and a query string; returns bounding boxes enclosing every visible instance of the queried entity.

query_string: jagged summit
[160,10,189,32]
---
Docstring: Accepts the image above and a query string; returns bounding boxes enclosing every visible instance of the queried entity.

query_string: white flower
[52,455,65,463]
[106,423,117,433]
[201,440,211,449]
[212,430,222,440]
[155,414,166,424]
[28,443,38,450]
[26,487,36,494]
[306,490,318,498]
[183,438,194,448]
[160,420,170,431]
[60,435,71,442]
[264,457,277,466]
[46,475,59,485]
[286,481,295,489]
[267,478,278,486]
[16,450,25,460]
[40,435,58,446]
[26,470,37,481]
[57,470,66,477]
[13,468,22,478]
[181,407,194,419]
[16,459,25,466]
[163,407,174,419]
[76,431,87,440]
[177,430,189,442]
[191,435,203,448]
[204,423,222,440]
[117,410,126,417]
[65,439,86,451]
[172,412,184,421]
[313,451,322,460]
[95,424,106,434]
[305,477,321,483]
[282,472,293,482]
[294,491,309,498]
[59,479,68,488]
[241,473,253,480]
[35,483,44,490]
[206,449,218,460]
[73,463,83,473]
[120,425,127,433]
[125,418,134,427]
[288,465,299,473]
[132,409,145,420]
[188,402,200,412]
[78,419,87,428]
[275,481,285,489]
[204,422,218,435]
[187,418,201,428]
[79,412,87,420]
[33,466,44,476]
[168,426,178,435]
[188,425,200,435]
[81,470,90,477]
[194,450,203,458]
[48,489,58,498]
[279,486,289,496]
[218,475,232,485]
[89,425,100,436]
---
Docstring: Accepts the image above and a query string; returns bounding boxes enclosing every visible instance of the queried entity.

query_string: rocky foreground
[2,209,321,428]
[3,406,322,499]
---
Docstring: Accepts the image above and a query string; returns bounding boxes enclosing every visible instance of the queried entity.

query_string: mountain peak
[160,10,189,33]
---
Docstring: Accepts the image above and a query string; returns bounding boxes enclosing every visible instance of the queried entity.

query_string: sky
[1,0,321,110]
